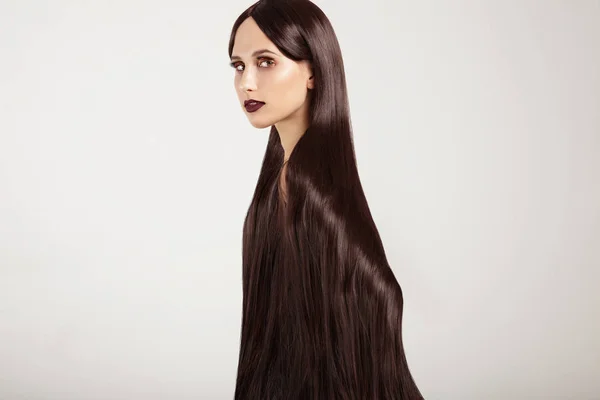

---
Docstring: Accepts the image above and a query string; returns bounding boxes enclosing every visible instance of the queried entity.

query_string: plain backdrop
[1,1,599,399]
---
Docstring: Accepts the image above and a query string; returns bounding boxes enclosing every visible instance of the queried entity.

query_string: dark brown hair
[229,0,424,398]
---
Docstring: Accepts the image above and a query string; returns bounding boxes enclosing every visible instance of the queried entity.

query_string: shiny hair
[228,0,424,398]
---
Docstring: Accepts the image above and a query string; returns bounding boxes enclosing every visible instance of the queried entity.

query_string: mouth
[244,99,265,113]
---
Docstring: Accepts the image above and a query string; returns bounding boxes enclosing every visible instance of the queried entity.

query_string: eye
[258,58,274,68]
[230,62,243,72]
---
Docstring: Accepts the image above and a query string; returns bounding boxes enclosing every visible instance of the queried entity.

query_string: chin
[248,118,273,129]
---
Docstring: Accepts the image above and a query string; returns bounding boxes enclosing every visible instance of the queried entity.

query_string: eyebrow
[230,49,279,61]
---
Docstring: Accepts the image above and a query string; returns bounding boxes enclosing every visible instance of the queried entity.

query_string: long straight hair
[229,1,424,398]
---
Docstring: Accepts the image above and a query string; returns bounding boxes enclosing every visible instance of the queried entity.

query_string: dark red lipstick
[244,99,265,112]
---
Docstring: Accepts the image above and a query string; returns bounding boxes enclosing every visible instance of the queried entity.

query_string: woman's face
[230,17,314,129]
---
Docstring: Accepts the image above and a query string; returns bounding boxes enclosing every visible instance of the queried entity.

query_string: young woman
[228,0,425,398]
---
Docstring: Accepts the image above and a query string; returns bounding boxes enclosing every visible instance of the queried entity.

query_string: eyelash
[230,58,274,72]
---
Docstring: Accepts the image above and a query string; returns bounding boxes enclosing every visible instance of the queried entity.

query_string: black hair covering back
[229,0,425,398]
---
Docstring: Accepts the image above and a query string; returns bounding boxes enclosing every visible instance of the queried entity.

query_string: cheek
[279,84,307,111]
[233,76,241,94]
[271,72,306,104]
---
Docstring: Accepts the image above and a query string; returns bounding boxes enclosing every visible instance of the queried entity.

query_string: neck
[275,105,310,162]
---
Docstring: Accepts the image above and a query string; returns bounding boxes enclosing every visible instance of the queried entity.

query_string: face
[230,17,314,129]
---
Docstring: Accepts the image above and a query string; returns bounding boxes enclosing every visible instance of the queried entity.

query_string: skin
[230,17,314,199]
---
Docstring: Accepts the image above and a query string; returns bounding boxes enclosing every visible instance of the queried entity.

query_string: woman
[228,0,425,398]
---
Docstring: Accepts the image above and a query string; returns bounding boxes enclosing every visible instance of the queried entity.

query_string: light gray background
[1,1,599,399]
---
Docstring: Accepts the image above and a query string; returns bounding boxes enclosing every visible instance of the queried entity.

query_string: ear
[307,75,314,90]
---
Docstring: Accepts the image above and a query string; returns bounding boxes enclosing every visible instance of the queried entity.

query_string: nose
[239,69,257,92]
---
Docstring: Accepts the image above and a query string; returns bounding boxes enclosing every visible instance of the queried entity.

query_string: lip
[244,99,265,113]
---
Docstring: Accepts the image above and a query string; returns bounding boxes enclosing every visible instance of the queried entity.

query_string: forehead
[231,17,277,57]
